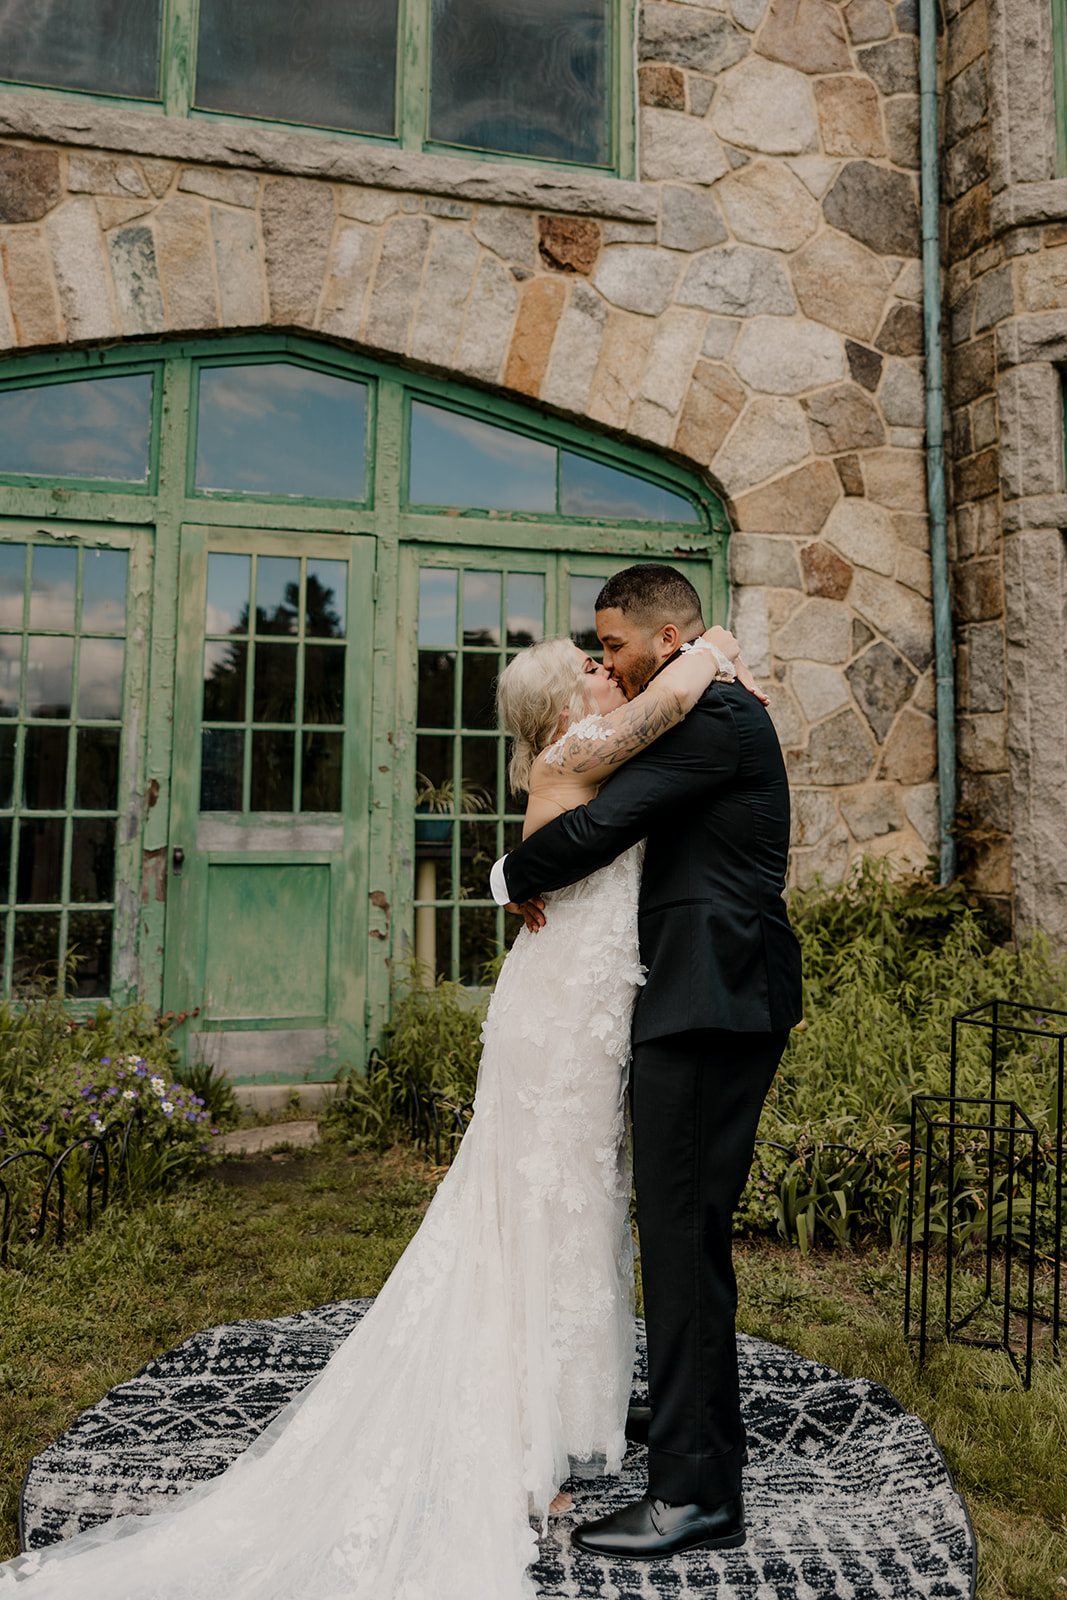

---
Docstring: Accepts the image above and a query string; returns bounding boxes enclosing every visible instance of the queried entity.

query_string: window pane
[418,568,457,650]
[301,731,343,812]
[70,818,115,902]
[81,549,128,633]
[0,0,161,98]
[306,560,347,639]
[206,553,251,635]
[29,546,76,631]
[409,404,556,512]
[203,640,247,722]
[0,817,10,902]
[195,365,367,501]
[462,571,501,646]
[506,574,544,646]
[25,637,73,718]
[17,818,64,904]
[255,557,299,636]
[570,573,614,651]
[416,735,452,795]
[200,728,244,810]
[430,0,609,166]
[0,727,13,809]
[0,545,26,631]
[0,638,18,718]
[560,453,700,523]
[195,0,398,136]
[13,912,61,992]
[77,639,124,720]
[462,737,497,801]
[418,651,455,730]
[461,654,498,731]
[252,643,297,723]
[250,730,294,811]
[23,726,68,810]
[303,645,345,725]
[67,910,112,999]
[76,727,120,811]
[0,375,152,483]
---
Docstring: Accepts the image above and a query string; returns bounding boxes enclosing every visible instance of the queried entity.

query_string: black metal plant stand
[905,1000,1067,1388]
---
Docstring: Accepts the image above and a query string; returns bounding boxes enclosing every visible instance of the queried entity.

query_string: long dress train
[0,845,644,1600]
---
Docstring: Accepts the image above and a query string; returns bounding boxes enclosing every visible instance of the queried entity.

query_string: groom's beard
[615,646,662,700]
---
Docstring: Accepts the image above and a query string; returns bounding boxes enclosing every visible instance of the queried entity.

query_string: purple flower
[80,1086,94,1098]
[101,1056,112,1066]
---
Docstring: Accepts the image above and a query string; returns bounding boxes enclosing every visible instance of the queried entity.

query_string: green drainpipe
[920,0,957,883]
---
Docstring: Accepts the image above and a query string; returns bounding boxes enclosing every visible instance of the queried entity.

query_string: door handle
[172,847,185,877]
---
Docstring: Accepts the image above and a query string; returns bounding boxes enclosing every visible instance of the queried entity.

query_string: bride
[0,626,744,1600]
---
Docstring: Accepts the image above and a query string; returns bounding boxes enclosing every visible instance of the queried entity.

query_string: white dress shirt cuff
[490,855,511,906]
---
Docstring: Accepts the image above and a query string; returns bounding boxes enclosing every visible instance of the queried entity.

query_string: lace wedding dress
[0,844,645,1600]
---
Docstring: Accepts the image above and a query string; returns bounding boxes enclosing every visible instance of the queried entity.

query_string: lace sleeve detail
[542,714,612,768]
[679,638,736,680]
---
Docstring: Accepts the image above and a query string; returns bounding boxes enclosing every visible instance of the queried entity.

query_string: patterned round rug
[20,1300,976,1599]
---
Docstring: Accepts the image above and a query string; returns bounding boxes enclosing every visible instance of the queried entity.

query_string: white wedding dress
[0,844,645,1600]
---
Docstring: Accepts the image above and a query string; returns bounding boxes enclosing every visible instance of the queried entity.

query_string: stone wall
[0,0,941,889]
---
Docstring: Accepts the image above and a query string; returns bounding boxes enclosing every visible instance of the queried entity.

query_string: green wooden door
[164,524,375,1082]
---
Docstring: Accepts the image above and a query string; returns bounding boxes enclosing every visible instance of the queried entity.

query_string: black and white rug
[20,1302,976,1599]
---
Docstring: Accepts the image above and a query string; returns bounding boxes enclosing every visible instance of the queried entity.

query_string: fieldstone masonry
[1,0,1061,928]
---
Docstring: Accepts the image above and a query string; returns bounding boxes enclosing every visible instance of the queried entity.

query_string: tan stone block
[958,713,1007,773]
[46,197,116,340]
[862,448,928,511]
[823,498,896,574]
[541,279,607,415]
[835,454,865,496]
[178,167,260,209]
[211,207,266,328]
[674,360,746,465]
[538,216,601,275]
[454,257,518,384]
[788,707,875,786]
[410,226,481,367]
[1,225,64,345]
[878,706,937,783]
[947,0,987,81]
[718,161,820,252]
[587,310,655,428]
[733,460,841,535]
[141,160,175,197]
[1017,247,1067,313]
[106,222,166,335]
[364,213,433,353]
[712,396,811,494]
[639,63,686,110]
[631,398,675,446]
[0,146,62,223]
[791,232,890,344]
[261,176,337,329]
[850,568,933,670]
[814,77,887,158]
[505,277,567,397]
[0,262,13,352]
[759,0,851,72]
[710,56,818,155]
[639,305,706,414]
[953,557,1003,622]
[155,195,217,330]
[67,154,149,199]
[792,825,852,886]
[804,384,885,454]
[898,545,932,597]
[965,836,1013,896]
[892,512,929,551]
[641,108,730,184]
[95,197,154,231]
[338,187,398,225]
[790,788,842,848]
[800,541,853,599]
[318,221,377,339]
[733,316,844,395]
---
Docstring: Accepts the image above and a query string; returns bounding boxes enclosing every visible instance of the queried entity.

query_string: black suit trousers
[632,1026,789,1506]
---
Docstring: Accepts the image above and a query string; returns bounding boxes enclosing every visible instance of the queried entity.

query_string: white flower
[161,1100,174,1114]
[150,1076,166,1094]
[122,1089,136,1101]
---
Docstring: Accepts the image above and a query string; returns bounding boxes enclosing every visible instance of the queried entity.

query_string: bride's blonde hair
[496,638,592,795]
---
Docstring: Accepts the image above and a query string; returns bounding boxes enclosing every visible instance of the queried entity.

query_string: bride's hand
[702,625,769,707]
[506,897,546,933]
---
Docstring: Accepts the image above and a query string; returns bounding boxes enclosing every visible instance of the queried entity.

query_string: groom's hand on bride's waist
[506,897,546,933]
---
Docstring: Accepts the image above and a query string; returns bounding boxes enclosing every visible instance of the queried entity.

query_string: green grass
[2,1139,1065,1598]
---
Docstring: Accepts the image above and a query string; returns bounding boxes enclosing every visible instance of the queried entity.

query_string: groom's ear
[658,622,682,655]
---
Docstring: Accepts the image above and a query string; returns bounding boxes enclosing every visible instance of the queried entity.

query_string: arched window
[0,340,727,1076]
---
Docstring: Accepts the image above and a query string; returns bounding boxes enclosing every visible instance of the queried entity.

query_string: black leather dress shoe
[571,1493,746,1560]
[624,1406,750,1466]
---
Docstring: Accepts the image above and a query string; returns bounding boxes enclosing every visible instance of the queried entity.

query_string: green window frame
[0,0,636,178]
[1055,0,1067,175]
[0,333,728,1028]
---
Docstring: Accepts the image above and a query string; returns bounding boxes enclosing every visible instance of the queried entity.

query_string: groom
[491,563,802,1560]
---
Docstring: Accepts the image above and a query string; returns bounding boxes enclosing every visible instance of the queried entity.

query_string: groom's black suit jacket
[501,677,803,1044]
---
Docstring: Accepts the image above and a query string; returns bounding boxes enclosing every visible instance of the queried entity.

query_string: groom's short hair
[595,564,703,633]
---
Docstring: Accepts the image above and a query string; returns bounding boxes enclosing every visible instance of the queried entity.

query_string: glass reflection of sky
[462,570,501,644]
[78,640,125,720]
[82,549,128,633]
[570,573,610,644]
[195,364,367,500]
[306,560,347,638]
[560,453,699,523]
[206,553,252,636]
[410,403,556,512]
[418,568,457,649]
[506,573,544,644]
[29,546,77,631]
[0,375,152,483]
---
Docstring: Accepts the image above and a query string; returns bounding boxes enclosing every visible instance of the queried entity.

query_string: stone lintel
[0,94,658,224]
